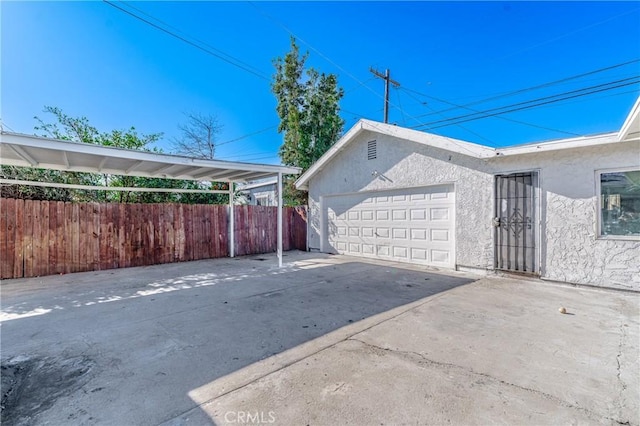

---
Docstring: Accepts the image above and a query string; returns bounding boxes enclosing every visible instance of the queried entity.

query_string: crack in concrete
[348,337,633,425]
[614,320,630,425]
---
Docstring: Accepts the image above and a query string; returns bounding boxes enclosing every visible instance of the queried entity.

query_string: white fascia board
[0,132,300,176]
[495,133,619,157]
[359,120,495,158]
[238,178,278,191]
[618,97,640,142]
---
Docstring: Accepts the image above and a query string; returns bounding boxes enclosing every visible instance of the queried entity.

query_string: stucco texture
[307,130,640,291]
[308,130,495,270]
[490,142,640,290]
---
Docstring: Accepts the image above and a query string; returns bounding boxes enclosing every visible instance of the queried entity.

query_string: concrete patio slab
[1,252,638,425]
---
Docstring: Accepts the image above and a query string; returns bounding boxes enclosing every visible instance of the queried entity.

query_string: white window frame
[595,166,640,241]
[255,194,270,206]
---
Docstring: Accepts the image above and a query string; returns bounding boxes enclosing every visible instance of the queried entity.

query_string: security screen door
[494,172,538,274]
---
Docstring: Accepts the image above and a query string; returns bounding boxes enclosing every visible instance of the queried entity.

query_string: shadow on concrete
[0,253,476,425]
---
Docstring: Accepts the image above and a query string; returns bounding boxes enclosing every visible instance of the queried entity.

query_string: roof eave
[0,132,300,182]
[618,97,640,142]
[494,132,621,157]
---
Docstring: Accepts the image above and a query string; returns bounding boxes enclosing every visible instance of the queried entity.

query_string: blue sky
[2,1,639,165]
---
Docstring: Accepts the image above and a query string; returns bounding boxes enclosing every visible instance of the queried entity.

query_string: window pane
[600,170,640,236]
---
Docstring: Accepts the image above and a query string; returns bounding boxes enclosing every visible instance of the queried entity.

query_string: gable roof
[296,98,639,190]
[295,119,495,190]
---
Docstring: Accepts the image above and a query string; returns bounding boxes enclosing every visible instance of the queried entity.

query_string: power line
[393,87,407,126]
[401,88,497,146]
[401,87,581,137]
[344,76,376,94]
[414,78,640,130]
[216,125,278,147]
[222,149,279,159]
[414,58,640,119]
[103,1,270,80]
[0,120,16,132]
[413,76,640,129]
[496,7,640,61]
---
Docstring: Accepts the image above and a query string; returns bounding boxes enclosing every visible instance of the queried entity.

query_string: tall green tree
[272,37,344,205]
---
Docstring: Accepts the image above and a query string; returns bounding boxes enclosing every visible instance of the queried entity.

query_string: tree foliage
[172,112,222,159]
[272,37,344,205]
[0,107,228,204]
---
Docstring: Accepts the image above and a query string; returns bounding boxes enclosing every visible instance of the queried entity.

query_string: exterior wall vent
[367,140,377,160]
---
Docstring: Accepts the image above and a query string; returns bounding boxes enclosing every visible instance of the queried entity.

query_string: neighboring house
[296,98,640,291]
[238,178,278,206]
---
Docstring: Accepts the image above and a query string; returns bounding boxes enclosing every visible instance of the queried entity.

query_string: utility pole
[370,67,400,123]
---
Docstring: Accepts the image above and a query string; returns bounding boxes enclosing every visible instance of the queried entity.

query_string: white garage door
[323,185,455,268]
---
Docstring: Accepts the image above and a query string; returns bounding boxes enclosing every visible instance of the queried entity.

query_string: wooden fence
[0,199,307,279]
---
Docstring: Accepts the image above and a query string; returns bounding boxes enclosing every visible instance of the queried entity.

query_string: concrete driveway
[1,252,638,425]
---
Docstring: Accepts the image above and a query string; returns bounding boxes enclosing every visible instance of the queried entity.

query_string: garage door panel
[411,248,428,261]
[392,246,408,258]
[391,228,408,239]
[430,229,451,242]
[431,249,450,264]
[361,210,374,220]
[376,210,389,220]
[429,207,450,221]
[410,208,427,220]
[324,185,455,268]
[409,228,427,240]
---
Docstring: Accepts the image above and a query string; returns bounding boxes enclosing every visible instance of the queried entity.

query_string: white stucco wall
[489,142,640,291]
[307,130,640,291]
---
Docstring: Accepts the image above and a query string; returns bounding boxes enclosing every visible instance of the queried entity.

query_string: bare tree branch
[172,112,223,159]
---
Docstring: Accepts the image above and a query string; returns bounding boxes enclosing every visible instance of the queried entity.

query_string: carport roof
[0,131,300,183]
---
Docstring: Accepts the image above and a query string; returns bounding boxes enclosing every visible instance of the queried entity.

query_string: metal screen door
[494,172,537,274]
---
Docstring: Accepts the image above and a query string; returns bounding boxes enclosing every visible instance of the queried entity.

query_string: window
[598,168,640,238]
[367,140,377,160]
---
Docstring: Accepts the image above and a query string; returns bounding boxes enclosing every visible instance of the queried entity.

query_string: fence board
[7,199,17,277]
[167,204,176,263]
[195,204,204,260]
[172,204,185,262]
[7,199,17,278]
[48,202,57,274]
[39,201,50,276]
[78,203,88,273]
[54,202,65,274]
[23,200,34,277]
[91,203,100,271]
[0,199,9,279]
[32,200,43,276]
[1,198,12,279]
[115,203,123,269]
[13,200,24,278]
